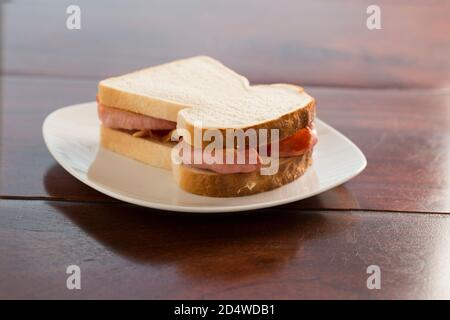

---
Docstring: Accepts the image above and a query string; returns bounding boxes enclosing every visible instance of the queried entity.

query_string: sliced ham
[181,144,261,174]
[98,104,176,131]
[180,125,317,174]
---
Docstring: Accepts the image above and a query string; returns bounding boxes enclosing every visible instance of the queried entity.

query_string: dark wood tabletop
[1,1,450,299]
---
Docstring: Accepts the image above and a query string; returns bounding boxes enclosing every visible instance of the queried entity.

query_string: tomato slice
[269,126,317,157]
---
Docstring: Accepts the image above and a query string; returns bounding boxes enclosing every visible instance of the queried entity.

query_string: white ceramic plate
[43,102,366,213]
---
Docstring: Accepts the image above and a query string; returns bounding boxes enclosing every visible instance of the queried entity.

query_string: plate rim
[43,102,367,213]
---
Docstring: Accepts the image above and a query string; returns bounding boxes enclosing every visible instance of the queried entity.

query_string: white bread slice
[173,150,313,197]
[100,126,174,170]
[98,56,315,145]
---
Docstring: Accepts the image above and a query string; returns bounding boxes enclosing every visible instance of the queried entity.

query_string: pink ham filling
[97,102,316,174]
[180,145,262,174]
[183,125,317,174]
[98,104,176,131]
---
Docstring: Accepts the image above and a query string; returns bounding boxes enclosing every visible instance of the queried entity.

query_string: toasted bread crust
[173,150,313,197]
[100,126,174,170]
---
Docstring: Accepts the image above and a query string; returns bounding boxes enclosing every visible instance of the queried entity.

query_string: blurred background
[2,0,449,88]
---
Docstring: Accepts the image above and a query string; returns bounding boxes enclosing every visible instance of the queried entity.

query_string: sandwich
[97,56,317,197]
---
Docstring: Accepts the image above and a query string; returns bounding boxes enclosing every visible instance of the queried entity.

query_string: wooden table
[1,1,450,299]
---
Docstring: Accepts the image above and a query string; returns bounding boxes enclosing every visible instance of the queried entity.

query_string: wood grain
[1,76,449,213]
[1,199,449,299]
[0,76,110,202]
[2,0,450,89]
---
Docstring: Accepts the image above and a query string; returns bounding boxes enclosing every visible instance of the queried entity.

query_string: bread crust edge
[173,150,313,197]
[178,87,316,148]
